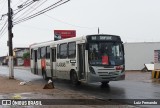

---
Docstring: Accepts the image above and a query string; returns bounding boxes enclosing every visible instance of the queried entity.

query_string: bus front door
[51,48,57,77]
[78,44,85,80]
[33,50,38,75]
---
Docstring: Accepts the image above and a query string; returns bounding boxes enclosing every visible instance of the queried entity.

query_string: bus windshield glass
[88,42,124,66]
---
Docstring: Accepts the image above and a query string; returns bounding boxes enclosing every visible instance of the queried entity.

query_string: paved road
[0,66,160,108]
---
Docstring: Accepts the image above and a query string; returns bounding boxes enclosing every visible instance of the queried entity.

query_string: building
[124,42,160,70]
[13,47,30,66]
[0,56,7,65]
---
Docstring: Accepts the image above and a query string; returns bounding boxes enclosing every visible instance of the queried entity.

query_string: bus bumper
[87,72,125,83]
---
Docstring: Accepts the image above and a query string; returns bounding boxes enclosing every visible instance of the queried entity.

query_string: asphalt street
[0,66,160,108]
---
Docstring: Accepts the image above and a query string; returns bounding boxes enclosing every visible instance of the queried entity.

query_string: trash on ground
[48,79,52,84]
[19,81,26,85]
[43,79,54,89]
[12,94,21,99]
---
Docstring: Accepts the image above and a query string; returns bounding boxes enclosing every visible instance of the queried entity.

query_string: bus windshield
[88,42,124,66]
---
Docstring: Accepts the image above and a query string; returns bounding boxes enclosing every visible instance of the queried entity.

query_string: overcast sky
[0,0,160,56]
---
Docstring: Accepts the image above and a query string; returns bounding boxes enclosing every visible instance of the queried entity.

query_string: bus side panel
[56,59,69,80]
[52,62,56,77]
[56,59,77,80]
[46,59,52,77]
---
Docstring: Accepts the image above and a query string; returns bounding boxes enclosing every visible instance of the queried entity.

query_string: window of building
[68,42,76,58]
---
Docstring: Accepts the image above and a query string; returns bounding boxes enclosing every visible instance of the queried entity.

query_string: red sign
[102,55,109,65]
[54,30,76,41]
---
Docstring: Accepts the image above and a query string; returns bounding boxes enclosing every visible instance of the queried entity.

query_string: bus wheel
[71,71,80,86]
[42,70,48,80]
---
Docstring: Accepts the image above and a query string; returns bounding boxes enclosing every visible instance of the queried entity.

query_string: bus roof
[30,34,121,49]
[30,36,86,49]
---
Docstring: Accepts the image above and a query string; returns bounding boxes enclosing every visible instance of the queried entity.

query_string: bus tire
[101,81,109,86]
[71,71,80,86]
[42,69,48,80]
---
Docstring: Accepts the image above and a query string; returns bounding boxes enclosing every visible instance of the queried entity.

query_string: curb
[14,66,30,70]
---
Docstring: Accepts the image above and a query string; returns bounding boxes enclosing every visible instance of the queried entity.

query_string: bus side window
[41,47,46,59]
[37,48,41,59]
[60,43,67,59]
[57,45,60,59]
[46,46,50,59]
[52,48,56,62]
[68,42,76,58]
[30,49,33,59]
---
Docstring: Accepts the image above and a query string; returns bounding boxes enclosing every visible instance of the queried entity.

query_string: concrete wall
[124,42,160,70]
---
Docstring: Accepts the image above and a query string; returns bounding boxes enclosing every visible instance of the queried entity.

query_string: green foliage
[23,52,30,59]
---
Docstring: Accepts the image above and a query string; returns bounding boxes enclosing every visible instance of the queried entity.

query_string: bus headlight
[89,67,96,74]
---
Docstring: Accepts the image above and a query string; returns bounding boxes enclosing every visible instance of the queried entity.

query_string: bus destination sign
[91,36,112,41]
[87,35,121,42]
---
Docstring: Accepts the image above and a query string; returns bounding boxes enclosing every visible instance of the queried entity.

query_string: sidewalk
[0,76,95,108]
[14,66,30,70]
[0,76,136,108]
[0,76,52,94]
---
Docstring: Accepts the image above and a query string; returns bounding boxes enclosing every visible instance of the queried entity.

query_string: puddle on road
[151,79,160,83]
[139,79,160,85]
[0,93,49,108]
[0,92,56,100]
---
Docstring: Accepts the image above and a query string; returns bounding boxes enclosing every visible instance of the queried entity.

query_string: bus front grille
[98,72,119,76]
[101,77,117,79]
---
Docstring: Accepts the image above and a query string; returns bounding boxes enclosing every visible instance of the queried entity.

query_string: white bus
[30,34,125,85]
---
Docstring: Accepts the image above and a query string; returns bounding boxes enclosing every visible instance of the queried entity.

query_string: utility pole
[8,0,14,79]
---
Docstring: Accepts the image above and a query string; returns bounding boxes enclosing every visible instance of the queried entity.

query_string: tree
[22,52,30,60]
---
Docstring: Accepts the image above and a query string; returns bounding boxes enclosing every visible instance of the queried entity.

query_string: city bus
[30,34,125,85]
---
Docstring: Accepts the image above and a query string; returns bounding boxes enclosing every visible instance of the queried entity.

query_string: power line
[1,0,33,22]
[13,0,47,21]
[0,20,7,34]
[14,0,70,25]
[13,0,35,16]
[44,14,98,29]
[0,27,7,39]
[0,0,7,41]
[12,0,33,12]
[19,1,97,30]
[0,20,7,39]
[13,0,70,25]
[12,0,31,8]
[13,0,64,23]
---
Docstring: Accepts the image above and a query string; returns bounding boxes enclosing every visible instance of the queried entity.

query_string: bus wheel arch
[70,70,80,85]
